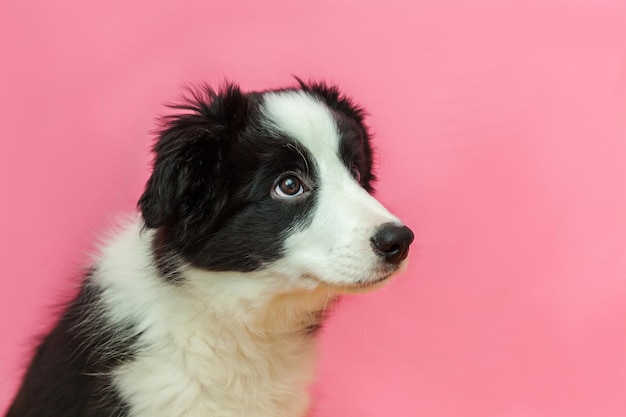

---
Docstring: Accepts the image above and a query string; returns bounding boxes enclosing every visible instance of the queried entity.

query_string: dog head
[139,81,413,293]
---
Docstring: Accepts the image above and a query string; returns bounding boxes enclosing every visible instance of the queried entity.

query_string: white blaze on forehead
[262,91,340,161]
[260,90,404,288]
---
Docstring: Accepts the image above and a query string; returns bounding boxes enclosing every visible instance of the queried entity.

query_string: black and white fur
[7,81,414,417]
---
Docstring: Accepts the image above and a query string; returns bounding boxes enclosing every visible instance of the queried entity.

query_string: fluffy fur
[7,80,413,417]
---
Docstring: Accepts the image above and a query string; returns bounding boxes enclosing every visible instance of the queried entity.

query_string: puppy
[6,80,413,417]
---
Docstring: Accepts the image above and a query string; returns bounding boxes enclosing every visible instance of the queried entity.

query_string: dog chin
[340,275,394,293]
[314,258,410,294]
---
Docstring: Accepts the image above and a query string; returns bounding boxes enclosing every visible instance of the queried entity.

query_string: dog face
[139,81,413,292]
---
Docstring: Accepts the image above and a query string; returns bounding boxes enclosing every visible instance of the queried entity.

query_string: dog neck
[93,220,333,416]
[96,219,338,339]
[182,267,338,338]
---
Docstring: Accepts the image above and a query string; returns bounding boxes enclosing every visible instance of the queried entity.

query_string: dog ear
[138,83,248,231]
[294,77,367,124]
[295,78,377,191]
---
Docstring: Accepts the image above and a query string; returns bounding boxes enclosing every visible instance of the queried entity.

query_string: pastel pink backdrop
[1,1,625,416]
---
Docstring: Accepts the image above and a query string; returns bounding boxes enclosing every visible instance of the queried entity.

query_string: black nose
[370,223,414,264]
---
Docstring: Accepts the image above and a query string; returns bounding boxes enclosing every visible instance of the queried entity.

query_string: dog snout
[370,223,414,264]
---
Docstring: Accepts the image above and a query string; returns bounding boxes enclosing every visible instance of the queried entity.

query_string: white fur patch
[262,90,341,162]
[262,91,404,289]
[97,221,328,417]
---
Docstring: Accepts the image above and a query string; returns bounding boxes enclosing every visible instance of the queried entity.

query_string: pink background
[1,1,626,415]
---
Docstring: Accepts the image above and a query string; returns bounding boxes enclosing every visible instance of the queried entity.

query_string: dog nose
[370,223,414,264]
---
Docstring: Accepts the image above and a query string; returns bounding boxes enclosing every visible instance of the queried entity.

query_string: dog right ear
[138,84,248,231]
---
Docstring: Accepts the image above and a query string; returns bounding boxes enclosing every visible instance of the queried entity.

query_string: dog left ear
[294,78,367,124]
[138,84,248,234]
[295,78,377,191]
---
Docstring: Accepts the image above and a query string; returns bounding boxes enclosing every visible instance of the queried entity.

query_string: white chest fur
[95,221,331,417]
[113,315,317,417]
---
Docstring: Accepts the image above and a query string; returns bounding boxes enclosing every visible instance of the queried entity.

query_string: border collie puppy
[6,81,413,417]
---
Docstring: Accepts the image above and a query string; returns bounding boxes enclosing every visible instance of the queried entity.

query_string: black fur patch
[6,270,138,417]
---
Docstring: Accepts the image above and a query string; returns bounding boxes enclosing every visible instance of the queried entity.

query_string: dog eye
[274,175,306,198]
[350,164,361,182]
